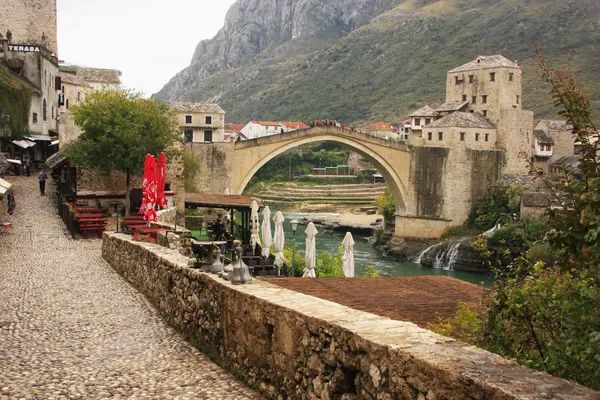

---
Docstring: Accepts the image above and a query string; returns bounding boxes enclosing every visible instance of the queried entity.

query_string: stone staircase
[255,183,387,205]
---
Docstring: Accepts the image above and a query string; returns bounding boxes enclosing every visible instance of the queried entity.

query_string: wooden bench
[78,217,107,239]
[75,207,103,214]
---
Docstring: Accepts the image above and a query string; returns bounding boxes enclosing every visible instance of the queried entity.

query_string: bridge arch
[232,127,411,215]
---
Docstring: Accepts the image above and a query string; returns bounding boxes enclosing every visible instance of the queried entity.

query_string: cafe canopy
[185,193,264,244]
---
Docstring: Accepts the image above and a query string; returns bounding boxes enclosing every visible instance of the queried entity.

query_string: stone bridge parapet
[235,127,410,152]
[102,232,598,400]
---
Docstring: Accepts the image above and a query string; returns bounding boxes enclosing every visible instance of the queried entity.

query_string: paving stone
[0,177,261,399]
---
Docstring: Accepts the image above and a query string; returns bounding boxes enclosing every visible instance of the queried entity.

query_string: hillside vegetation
[157,0,600,125]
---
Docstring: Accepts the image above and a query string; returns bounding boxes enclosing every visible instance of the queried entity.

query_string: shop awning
[50,140,59,146]
[0,178,12,195]
[185,193,263,210]
[11,140,36,149]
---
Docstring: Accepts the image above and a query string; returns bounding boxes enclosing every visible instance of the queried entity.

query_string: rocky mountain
[156,0,600,125]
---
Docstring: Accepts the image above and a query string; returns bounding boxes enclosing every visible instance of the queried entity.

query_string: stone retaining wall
[102,233,598,400]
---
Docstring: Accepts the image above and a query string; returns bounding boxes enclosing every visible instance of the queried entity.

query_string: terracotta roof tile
[280,121,310,129]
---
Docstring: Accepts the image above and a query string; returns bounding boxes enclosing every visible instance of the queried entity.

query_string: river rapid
[282,212,494,286]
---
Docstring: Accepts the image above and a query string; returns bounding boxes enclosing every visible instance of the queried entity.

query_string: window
[546,145,552,151]
[415,118,421,126]
[475,133,480,141]
[460,132,465,141]
[469,110,475,113]
[472,96,476,104]
[205,116,212,125]
[485,133,489,142]
[509,73,514,81]
[427,132,432,141]
[468,75,474,83]
[455,76,461,84]
[482,95,487,104]
[204,130,213,143]
[184,129,193,142]
[185,115,192,124]
[462,94,467,102]
[77,92,81,101]
[32,113,38,123]
[43,99,47,121]
[66,99,69,109]
[52,105,54,119]
[482,110,487,117]
[438,132,443,141]
[540,144,544,151]
[425,118,431,125]
[516,95,520,104]
[62,85,65,93]
[490,72,495,82]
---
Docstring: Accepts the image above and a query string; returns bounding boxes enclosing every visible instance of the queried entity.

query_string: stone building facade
[170,102,225,143]
[57,65,122,146]
[0,0,58,55]
[1,39,59,139]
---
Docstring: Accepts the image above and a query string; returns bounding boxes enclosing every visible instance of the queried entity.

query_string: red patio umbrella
[156,152,167,209]
[141,154,158,223]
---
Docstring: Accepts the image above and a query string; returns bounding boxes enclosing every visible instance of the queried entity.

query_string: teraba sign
[8,45,41,53]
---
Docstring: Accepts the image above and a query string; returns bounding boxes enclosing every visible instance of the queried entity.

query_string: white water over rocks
[416,241,465,271]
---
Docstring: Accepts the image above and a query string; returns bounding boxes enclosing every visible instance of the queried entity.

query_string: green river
[281,212,494,286]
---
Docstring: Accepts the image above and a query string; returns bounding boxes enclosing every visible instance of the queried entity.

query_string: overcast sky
[57,0,237,96]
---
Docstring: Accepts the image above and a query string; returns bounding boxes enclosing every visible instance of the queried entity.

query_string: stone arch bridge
[190,127,504,239]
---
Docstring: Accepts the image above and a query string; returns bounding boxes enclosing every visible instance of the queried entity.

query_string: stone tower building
[0,0,58,55]
[444,55,533,174]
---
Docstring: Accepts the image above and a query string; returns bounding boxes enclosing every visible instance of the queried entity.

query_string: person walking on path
[37,168,47,195]
[25,159,31,177]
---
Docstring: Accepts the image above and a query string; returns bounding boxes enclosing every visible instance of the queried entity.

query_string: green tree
[376,188,395,223]
[67,89,179,214]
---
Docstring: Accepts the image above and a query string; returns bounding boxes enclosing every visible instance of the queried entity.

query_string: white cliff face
[156,0,400,100]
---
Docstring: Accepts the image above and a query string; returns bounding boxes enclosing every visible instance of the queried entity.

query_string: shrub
[363,265,380,277]
[376,188,395,223]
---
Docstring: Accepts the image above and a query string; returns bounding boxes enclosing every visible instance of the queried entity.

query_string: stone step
[262,190,380,198]
[258,195,376,204]
[268,187,386,194]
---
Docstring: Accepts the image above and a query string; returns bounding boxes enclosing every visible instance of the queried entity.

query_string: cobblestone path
[0,177,261,399]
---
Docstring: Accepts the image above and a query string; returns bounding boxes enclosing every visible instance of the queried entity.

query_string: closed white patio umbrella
[250,200,260,252]
[303,222,318,278]
[273,211,285,267]
[342,232,355,277]
[261,206,272,258]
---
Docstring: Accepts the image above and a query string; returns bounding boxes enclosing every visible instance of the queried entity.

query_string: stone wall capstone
[101,233,599,400]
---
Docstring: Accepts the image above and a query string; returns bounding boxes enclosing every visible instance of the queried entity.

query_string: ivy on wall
[0,65,32,136]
